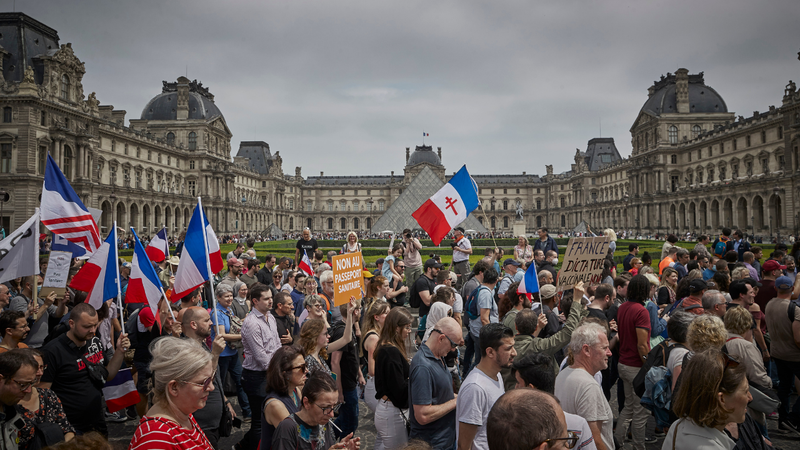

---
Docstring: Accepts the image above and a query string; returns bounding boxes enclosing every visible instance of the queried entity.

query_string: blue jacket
[533,235,558,255]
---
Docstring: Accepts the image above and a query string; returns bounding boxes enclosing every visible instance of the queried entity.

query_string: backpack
[465,286,492,321]
[713,237,729,258]
[633,340,685,398]
[789,299,800,322]
[495,274,515,304]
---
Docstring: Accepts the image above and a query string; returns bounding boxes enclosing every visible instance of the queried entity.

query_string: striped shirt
[241,308,281,371]
[129,415,212,450]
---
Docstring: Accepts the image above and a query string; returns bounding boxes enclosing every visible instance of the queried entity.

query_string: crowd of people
[2,224,800,450]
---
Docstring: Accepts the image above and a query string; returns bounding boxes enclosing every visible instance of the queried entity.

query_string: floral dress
[16,388,75,450]
[306,354,332,377]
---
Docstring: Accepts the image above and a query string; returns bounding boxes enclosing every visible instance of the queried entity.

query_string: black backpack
[633,340,686,398]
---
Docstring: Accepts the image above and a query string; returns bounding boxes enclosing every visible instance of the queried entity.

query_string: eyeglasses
[288,363,308,373]
[544,431,579,449]
[313,303,325,309]
[315,402,342,415]
[10,378,36,391]
[182,369,217,391]
[722,352,740,371]
[433,329,458,349]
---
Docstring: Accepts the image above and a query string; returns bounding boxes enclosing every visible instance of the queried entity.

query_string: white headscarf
[423,302,453,344]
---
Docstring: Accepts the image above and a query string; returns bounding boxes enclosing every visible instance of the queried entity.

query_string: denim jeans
[218,353,251,417]
[334,388,359,438]
[773,357,800,422]
[239,368,267,449]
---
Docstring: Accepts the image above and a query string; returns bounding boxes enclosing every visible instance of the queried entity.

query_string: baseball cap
[424,259,444,270]
[503,258,521,267]
[539,284,557,299]
[763,260,786,272]
[689,279,708,293]
[775,276,793,290]
[362,270,375,278]
[455,227,465,233]
[121,262,131,269]
[227,257,243,267]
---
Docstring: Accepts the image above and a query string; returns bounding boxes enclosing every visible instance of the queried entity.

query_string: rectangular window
[40,111,46,126]
[3,107,11,123]
[148,150,152,161]
[289,199,294,210]
[536,200,541,209]
[189,160,195,169]
[0,143,11,173]
[38,146,47,175]
[379,201,385,211]
[188,180,196,196]
[746,136,751,147]
[306,202,313,212]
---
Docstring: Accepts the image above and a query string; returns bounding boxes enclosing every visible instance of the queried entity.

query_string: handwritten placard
[557,236,611,289]
[332,252,364,307]
[42,250,72,298]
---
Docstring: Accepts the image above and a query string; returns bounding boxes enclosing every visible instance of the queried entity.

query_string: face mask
[37,285,42,295]
[551,258,559,265]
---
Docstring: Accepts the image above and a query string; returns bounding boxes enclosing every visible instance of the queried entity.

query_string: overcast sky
[12,0,800,177]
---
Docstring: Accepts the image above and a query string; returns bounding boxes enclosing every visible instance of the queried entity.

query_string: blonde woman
[341,231,362,254]
[603,228,617,254]
[657,267,678,307]
[361,300,390,413]
[513,236,533,264]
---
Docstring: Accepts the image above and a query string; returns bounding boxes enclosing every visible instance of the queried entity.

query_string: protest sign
[557,236,611,289]
[332,252,364,307]
[42,250,72,299]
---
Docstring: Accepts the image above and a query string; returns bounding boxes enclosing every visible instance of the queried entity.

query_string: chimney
[437,147,442,160]
[522,171,526,175]
[176,76,190,120]
[295,167,301,178]
[405,147,410,164]
[320,171,324,176]
[675,68,689,113]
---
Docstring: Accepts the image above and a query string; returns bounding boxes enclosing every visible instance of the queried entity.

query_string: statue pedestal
[513,219,526,238]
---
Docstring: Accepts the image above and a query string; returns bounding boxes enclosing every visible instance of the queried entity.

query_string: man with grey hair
[319,269,342,323]
[554,322,614,450]
[701,289,727,318]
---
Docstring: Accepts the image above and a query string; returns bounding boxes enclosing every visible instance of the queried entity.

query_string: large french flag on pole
[41,154,101,254]
[69,226,119,310]
[412,165,480,246]
[146,227,170,263]
[172,202,223,300]
[517,260,540,300]
[127,228,165,319]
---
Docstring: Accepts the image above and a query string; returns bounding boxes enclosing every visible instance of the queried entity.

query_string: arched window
[63,145,73,181]
[289,217,293,229]
[692,125,701,139]
[167,132,175,145]
[307,218,313,229]
[561,215,566,227]
[354,218,359,229]
[60,75,70,100]
[668,126,678,144]
[503,217,509,228]
[366,218,372,229]
[491,217,496,228]
[188,132,197,150]
[340,218,346,229]
[536,216,542,227]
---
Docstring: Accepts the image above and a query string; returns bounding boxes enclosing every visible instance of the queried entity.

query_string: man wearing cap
[678,279,707,315]
[497,259,520,303]
[755,259,784,313]
[159,256,180,291]
[410,259,441,318]
[452,227,473,290]
[219,257,243,290]
[536,284,562,339]
[764,275,800,434]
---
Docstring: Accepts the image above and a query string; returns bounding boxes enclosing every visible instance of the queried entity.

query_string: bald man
[487,389,570,450]
[409,317,464,450]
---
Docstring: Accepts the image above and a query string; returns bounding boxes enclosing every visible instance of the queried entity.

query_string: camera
[450,242,457,248]
[405,233,411,239]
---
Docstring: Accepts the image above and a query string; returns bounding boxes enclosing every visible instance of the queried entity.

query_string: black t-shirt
[296,238,319,256]
[587,307,610,323]
[388,278,407,308]
[41,334,111,431]
[329,321,359,391]
[272,311,294,345]
[412,275,436,317]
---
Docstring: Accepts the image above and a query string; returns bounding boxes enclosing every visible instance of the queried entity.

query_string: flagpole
[163,226,170,261]
[466,168,498,250]
[32,210,40,321]
[113,221,125,336]
[197,197,219,328]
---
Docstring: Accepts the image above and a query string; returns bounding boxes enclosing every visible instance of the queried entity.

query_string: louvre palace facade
[1,12,799,239]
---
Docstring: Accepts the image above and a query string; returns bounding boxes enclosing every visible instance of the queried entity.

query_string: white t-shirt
[455,368,505,450]
[565,412,597,450]
[453,237,472,263]
[554,367,614,450]
[667,344,690,374]
[559,357,602,386]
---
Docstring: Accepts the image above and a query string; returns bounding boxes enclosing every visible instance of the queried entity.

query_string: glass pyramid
[264,223,285,238]
[371,166,488,234]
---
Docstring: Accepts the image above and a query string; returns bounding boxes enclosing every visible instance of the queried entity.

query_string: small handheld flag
[298,250,313,277]
[70,226,119,310]
[146,227,170,263]
[102,368,140,413]
[411,165,479,246]
[517,261,540,300]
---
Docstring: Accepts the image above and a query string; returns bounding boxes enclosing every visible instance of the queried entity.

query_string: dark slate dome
[641,71,727,115]
[407,145,442,166]
[141,79,223,121]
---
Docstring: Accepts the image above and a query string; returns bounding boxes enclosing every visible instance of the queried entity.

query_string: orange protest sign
[332,252,364,306]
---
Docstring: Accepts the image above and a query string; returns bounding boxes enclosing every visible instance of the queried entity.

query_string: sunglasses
[182,369,217,391]
[544,431,579,449]
[288,363,308,373]
[433,329,458,349]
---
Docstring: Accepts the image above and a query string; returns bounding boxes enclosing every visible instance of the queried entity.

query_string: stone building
[1,11,799,240]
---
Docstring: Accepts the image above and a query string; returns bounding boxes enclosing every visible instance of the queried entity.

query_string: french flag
[102,368,140,413]
[517,260,540,300]
[423,132,429,137]
[298,250,313,277]
[41,154,102,254]
[146,227,170,263]
[172,202,223,300]
[412,165,479,246]
[127,228,165,322]
[69,226,119,310]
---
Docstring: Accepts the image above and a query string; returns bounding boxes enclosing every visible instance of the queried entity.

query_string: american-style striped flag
[41,154,102,254]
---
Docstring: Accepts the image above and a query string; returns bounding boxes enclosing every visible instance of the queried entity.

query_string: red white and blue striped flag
[146,227,170,263]
[412,165,479,246]
[69,226,119,310]
[41,154,101,254]
[102,368,140,413]
[172,201,223,301]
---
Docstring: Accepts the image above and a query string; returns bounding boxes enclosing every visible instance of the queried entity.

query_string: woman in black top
[373,308,413,450]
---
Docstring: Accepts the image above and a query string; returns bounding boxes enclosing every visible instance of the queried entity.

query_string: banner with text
[332,252,364,307]
[557,236,611,289]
